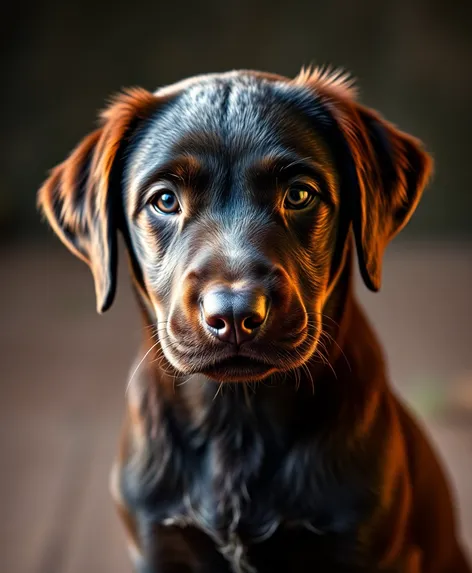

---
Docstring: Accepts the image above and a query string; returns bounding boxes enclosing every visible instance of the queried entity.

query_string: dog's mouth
[199,355,276,381]
[161,327,321,383]
[160,318,320,383]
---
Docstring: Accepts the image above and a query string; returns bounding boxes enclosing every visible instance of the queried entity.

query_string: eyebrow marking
[256,154,323,176]
[251,154,337,205]
[144,156,202,185]
[133,155,205,217]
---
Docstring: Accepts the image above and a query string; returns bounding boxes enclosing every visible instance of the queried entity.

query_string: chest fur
[121,396,379,572]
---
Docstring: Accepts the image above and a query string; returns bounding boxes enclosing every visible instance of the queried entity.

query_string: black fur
[38,70,470,573]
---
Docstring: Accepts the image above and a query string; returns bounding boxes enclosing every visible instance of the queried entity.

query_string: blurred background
[1,0,471,571]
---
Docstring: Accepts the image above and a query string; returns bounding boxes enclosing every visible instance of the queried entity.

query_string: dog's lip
[199,354,273,376]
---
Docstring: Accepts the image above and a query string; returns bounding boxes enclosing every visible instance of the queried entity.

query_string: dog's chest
[158,414,283,540]
[152,437,299,573]
[124,399,376,572]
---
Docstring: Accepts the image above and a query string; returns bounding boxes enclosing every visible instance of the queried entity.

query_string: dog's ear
[294,68,433,291]
[338,103,433,291]
[37,89,158,313]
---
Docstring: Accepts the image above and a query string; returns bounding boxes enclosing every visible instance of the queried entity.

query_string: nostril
[206,315,227,330]
[242,314,264,331]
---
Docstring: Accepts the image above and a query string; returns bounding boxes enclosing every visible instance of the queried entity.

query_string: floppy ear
[37,88,158,313]
[337,103,433,291]
[293,67,433,291]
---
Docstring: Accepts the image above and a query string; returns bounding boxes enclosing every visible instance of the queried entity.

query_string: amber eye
[149,187,181,215]
[284,185,317,210]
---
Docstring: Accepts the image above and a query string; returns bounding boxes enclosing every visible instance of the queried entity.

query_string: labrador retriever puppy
[38,68,471,572]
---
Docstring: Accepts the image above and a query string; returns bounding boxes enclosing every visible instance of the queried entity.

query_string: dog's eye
[149,188,181,215]
[284,185,317,210]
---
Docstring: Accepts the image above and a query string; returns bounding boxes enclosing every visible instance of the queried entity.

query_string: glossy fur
[38,68,471,572]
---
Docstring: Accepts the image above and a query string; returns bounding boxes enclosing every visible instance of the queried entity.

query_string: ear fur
[37,88,158,312]
[294,67,433,291]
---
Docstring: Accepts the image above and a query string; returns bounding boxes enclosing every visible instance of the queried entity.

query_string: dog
[38,68,471,572]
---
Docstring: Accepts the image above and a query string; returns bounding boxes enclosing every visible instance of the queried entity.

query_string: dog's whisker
[126,340,162,394]
[147,349,177,377]
[301,360,315,395]
[315,346,338,381]
[176,373,199,388]
[213,382,224,401]
[319,329,352,373]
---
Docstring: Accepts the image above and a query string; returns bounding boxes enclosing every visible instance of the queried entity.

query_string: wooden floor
[1,242,471,572]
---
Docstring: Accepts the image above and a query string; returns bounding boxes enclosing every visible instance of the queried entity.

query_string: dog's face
[38,69,432,382]
[124,76,341,381]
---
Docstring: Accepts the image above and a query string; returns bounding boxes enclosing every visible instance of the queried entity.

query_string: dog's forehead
[151,72,294,133]
[127,74,323,189]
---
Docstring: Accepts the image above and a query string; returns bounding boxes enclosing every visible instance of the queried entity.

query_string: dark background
[1,1,471,572]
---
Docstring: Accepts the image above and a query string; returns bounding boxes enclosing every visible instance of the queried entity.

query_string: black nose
[201,288,269,344]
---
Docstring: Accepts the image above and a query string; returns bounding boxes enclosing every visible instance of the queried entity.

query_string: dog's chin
[162,341,320,384]
[199,356,278,383]
[163,351,278,382]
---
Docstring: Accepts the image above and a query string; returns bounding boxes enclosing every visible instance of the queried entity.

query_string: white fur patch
[159,511,258,573]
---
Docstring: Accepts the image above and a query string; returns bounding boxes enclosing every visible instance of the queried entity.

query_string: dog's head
[38,68,432,382]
